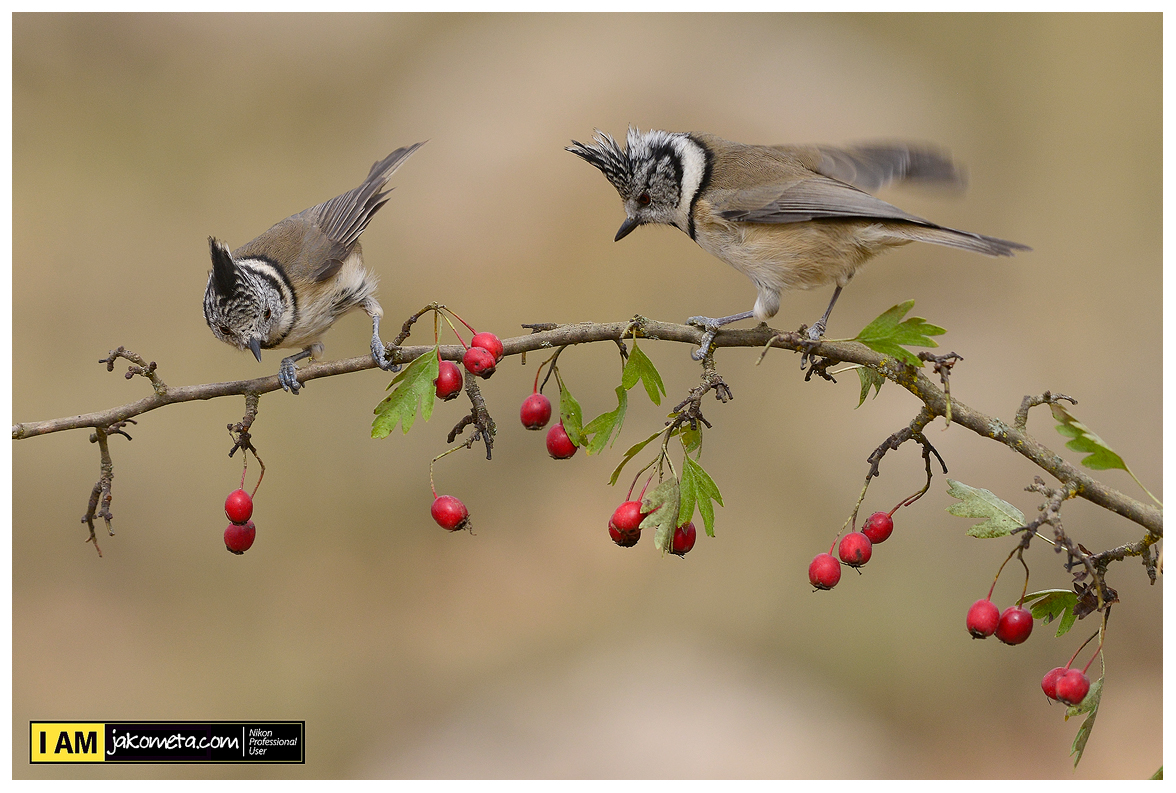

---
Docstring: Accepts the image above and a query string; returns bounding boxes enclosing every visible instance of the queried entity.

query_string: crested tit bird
[204,142,425,393]
[567,129,1029,359]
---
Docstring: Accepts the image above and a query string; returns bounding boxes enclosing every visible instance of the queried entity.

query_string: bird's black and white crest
[568,128,710,236]
[567,130,636,198]
[207,236,238,298]
[566,127,697,202]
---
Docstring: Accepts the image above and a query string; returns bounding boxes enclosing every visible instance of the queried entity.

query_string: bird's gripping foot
[278,349,313,395]
[370,314,401,373]
[686,311,755,361]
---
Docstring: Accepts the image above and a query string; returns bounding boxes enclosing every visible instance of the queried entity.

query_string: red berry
[966,599,1001,639]
[470,332,504,362]
[462,346,496,378]
[608,522,641,548]
[671,521,697,556]
[546,421,577,459]
[224,520,256,554]
[837,532,872,567]
[224,489,253,525]
[1041,666,1068,700]
[610,501,644,531]
[1055,669,1091,706]
[808,553,841,590]
[520,392,552,430]
[430,495,470,532]
[608,501,643,547]
[862,511,894,544]
[994,606,1034,645]
[435,360,463,400]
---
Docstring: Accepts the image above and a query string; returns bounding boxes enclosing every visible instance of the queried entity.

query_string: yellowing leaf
[641,478,680,553]
[946,479,1025,538]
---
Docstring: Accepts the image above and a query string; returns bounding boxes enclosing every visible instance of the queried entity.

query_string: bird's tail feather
[892,224,1030,257]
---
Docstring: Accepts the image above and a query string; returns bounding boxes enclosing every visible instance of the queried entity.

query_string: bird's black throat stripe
[685,135,714,242]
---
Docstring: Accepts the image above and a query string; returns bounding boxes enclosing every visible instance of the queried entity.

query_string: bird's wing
[233,215,350,284]
[309,143,425,249]
[709,174,931,225]
[770,143,965,194]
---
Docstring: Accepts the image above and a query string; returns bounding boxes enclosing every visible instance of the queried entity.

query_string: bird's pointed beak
[615,216,641,242]
[248,337,263,363]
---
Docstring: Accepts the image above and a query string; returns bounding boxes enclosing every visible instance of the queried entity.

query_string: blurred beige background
[12,13,1161,779]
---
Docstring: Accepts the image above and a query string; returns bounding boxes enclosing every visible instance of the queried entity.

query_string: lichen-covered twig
[12,318,1161,537]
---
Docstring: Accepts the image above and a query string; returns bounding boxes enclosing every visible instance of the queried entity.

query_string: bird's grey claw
[278,360,302,394]
[686,316,722,360]
[806,321,826,342]
[372,339,402,373]
[692,330,717,361]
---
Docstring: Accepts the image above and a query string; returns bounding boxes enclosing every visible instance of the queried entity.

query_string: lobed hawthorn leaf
[1066,675,1103,768]
[371,348,439,438]
[1049,403,1129,473]
[558,377,586,447]
[1023,589,1079,637]
[582,386,628,456]
[679,455,724,538]
[946,479,1026,538]
[852,299,945,367]
[621,341,666,406]
[856,366,886,408]
[641,477,681,553]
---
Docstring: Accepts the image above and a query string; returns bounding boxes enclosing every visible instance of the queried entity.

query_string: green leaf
[1066,675,1103,767]
[621,342,666,406]
[946,479,1026,538]
[608,430,664,486]
[371,349,440,438]
[583,386,628,456]
[852,300,945,367]
[640,477,681,553]
[1049,403,1161,507]
[679,455,724,537]
[856,366,885,408]
[679,423,702,456]
[1050,403,1128,472]
[1023,589,1079,637]
[558,378,585,447]
[1149,767,1162,781]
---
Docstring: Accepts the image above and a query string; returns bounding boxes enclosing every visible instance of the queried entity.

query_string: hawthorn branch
[81,424,124,557]
[12,317,1161,537]
[447,370,496,460]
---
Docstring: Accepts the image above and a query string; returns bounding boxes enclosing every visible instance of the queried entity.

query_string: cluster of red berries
[965,598,1034,645]
[514,362,578,460]
[223,488,256,555]
[428,326,501,530]
[435,331,504,400]
[606,500,696,555]
[1041,665,1091,706]
[968,584,1095,707]
[808,510,894,590]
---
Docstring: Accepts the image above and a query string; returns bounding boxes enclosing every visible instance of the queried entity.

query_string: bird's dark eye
[218,324,231,336]
[263,308,272,321]
[638,192,651,206]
